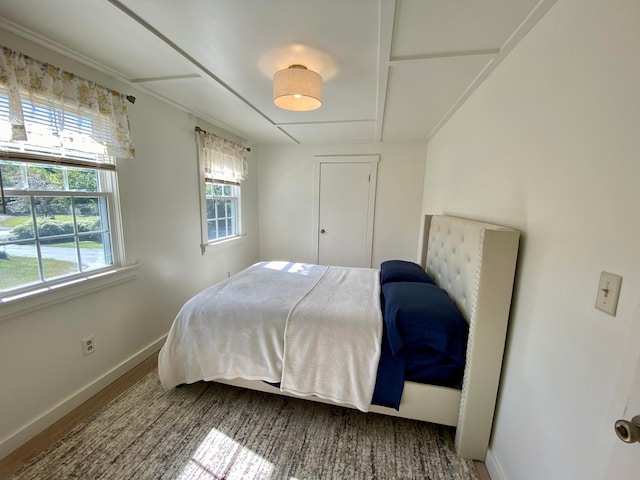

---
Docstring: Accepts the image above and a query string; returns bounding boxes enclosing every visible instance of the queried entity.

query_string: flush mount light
[273,64,322,111]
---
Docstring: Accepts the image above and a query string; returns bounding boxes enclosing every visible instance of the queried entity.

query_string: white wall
[0,31,259,457]
[257,142,426,268]
[422,0,640,478]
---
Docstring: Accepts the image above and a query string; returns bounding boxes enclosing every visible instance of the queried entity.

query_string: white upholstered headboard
[419,214,520,459]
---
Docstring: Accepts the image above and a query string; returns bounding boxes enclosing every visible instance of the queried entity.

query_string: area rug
[13,371,478,479]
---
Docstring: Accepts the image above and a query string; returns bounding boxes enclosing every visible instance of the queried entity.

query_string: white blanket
[158,261,382,412]
[281,266,382,412]
[158,262,327,390]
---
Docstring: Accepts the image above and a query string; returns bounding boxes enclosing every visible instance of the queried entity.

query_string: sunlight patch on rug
[179,427,275,479]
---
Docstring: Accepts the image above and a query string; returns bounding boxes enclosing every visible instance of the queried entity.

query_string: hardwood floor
[475,461,492,480]
[0,353,491,479]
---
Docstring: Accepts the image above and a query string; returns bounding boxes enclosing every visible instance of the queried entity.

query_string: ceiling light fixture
[273,64,322,111]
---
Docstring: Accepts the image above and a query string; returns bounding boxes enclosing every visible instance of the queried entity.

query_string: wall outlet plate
[81,335,95,356]
[595,271,622,317]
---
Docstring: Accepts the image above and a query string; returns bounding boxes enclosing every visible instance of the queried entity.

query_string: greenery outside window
[0,160,119,295]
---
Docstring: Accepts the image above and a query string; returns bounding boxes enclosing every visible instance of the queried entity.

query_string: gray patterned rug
[13,371,478,479]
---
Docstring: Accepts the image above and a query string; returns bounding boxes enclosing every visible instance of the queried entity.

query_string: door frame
[312,154,379,266]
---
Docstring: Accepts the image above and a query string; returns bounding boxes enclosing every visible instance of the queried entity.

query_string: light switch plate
[595,271,622,316]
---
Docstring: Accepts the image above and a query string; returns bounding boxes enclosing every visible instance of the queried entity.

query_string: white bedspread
[158,261,382,412]
[281,266,382,412]
[158,262,327,390]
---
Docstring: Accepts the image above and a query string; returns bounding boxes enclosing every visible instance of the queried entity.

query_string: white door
[605,301,640,478]
[316,159,377,268]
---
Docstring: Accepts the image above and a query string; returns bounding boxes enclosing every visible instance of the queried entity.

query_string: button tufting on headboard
[424,216,486,323]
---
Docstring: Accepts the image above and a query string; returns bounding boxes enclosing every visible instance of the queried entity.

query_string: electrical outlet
[81,335,95,356]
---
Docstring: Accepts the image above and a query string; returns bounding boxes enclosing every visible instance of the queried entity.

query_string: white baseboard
[485,448,507,480]
[484,449,507,480]
[0,335,166,460]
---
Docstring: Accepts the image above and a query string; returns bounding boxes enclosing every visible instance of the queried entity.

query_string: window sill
[201,234,246,254]
[0,264,140,323]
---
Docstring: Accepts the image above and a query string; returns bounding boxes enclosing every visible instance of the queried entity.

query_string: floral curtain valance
[0,45,135,166]
[198,130,248,183]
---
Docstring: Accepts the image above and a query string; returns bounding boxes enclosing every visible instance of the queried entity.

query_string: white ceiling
[0,0,557,146]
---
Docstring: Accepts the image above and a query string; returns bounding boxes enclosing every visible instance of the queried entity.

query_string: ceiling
[0,0,557,146]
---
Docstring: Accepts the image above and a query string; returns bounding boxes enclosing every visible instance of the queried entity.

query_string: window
[0,45,134,301]
[205,181,240,241]
[0,160,119,294]
[196,128,248,251]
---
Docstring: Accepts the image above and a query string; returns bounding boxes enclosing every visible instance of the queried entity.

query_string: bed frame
[217,214,520,460]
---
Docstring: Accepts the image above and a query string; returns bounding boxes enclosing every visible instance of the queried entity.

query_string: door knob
[614,415,640,443]
[320,229,326,234]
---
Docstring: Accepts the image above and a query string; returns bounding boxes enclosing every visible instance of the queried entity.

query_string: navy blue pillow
[380,260,434,285]
[381,282,468,368]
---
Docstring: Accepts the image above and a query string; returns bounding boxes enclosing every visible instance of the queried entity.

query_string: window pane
[216,219,227,237]
[67,168,98,192]
[78,232,112,271]
[0,241,41,292]
[2,196,34,242]
[27,164,64,190]
[76,197,113,270]
[34,197,73,239]
[207,220,217,240]
[0,162,26,189]
[75,197,109,230]
[41,236,79,281]
[206,198,216,219]
[205,183,213,196]
[216,200,226,218]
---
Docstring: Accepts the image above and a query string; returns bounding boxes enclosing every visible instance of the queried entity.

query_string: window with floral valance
[0,45,134,303]
[0,45,135,167]
[196,128,248,250]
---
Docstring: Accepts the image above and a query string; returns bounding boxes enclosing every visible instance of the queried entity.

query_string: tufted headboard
[418,214,520,459]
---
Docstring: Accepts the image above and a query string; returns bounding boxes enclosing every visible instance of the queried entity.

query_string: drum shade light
[273,65,322,111]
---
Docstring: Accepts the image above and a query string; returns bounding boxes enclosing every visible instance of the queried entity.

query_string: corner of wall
[485,448,507,480]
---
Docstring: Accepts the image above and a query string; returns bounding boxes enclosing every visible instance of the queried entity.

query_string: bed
[158,214,520,460]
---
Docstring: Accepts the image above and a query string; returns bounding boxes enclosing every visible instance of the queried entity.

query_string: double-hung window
[205,181,240,241]
[0,45,134,301]
[0,158,117,294]
[196,128,247,251]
